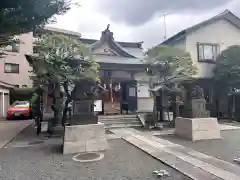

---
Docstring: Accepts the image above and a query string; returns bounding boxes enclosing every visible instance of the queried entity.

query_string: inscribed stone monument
[175,85,221,141]
[63,81,108,154]
[190,85,210,118]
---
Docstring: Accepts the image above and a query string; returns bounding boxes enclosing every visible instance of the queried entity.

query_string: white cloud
[95,0,234,26]
[49,0,240,48]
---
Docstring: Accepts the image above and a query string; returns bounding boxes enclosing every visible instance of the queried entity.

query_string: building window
[4,63,19,73]
[22,85,27,88]
[197,43,220,63]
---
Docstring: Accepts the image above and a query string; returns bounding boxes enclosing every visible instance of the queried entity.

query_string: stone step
[105,123,142,129]
[101,120,141,125]
[98,114,137,119]
[100,117,140,123]
[98,114,142,129]
[99,117,138,123]
[101,122,140,126]
[102,120,142,129]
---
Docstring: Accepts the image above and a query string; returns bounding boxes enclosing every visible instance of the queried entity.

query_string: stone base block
[137,97,154,113]
[175,117,221,141]
[63,123,108,154]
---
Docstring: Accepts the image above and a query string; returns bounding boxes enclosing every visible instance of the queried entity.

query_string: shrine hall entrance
[101,81,121,115]
[98,79,137,115]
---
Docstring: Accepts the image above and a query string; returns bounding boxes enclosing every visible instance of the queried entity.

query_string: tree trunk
[62,83,76,126]
[49,82,62,132]
[54,82,62,125]
[62,98,70,126]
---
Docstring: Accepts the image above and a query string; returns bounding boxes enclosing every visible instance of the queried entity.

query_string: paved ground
[111,128,240,180]
[6,124,121,148]
[135,123,240,136]
[0,119,32,148]
[4,122,240,180]
[219,119,240,127]
[158,129,240,164]
[0,139,189,180]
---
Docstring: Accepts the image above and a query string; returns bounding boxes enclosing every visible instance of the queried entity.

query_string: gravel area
[157,129,240,164]
[0,139,190,180]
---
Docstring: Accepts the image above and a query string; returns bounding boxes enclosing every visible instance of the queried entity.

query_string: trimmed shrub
[10,87,42,103]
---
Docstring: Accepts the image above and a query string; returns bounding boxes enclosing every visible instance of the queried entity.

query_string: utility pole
[159,13,170,40]
[163,14,167,40]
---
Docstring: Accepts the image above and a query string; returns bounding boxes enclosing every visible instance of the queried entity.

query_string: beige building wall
[186,19,240,78]
[0,32,33,88]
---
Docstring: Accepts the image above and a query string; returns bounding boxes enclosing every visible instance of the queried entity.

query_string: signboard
[94,100,102,112]
[129,87,136,97]
[73,100,92,115]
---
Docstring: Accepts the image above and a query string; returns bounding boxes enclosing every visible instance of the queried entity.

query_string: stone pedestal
[175,117,221,141]
[63,123,108,154]
[137,97,154,113]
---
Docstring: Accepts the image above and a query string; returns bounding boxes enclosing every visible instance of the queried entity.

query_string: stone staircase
[98,114,142,129]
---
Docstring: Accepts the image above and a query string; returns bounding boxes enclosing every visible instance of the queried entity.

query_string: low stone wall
[175,117,221,141]
[63,123,108,154]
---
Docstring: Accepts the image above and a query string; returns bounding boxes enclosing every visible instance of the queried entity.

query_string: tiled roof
[36,26,143,49]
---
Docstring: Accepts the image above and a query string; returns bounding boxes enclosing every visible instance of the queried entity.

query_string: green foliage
[31,33,99,86]
[29,92,39,117]
[0,0,75,37]
[146,45,197,85]
[10,87,42,102]
[28,33,99,126]
[0,0,77,59]
[214,45,240,88]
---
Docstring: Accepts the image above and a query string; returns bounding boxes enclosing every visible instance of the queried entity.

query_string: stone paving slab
[133,134,239,180]
[124,135,221,180]
[172,146,240,176]
[220,124,240,131]
[142,134,240,176]
[113,128,240,180]
[152,152,221,180]
[0,120,33,148]
[136,135,240,180]
[158,129,240,164]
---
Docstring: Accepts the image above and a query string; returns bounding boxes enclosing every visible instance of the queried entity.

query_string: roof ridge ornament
[106,24,110,31]
[90,24,136,58]
[101,24,113,40]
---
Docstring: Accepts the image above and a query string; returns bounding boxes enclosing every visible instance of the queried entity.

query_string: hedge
[10,87,43,103]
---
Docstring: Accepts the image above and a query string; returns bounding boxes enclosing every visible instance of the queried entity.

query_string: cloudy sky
[50,0,240,48]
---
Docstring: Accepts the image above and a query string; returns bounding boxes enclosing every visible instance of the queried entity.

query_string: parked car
[7,101,32,120]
